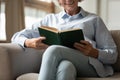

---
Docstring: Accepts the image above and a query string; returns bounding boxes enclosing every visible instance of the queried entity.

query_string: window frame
[25,0,55,13]
[24,0,55,28]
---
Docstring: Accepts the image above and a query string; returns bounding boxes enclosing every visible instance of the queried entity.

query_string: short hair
[53,0,84,6]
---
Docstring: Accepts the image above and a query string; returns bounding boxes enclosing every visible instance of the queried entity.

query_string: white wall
[78,0,98,14]
[100,0,120,30]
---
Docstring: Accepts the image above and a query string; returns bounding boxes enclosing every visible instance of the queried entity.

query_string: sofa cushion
[110,30,120,72]
[17,72,120,80]
[77,73,120,80]
[16,73,38,80]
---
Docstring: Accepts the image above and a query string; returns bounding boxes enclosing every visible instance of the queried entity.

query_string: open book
[38,26,84,49]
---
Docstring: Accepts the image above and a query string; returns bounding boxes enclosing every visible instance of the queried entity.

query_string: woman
[12,0,118,80]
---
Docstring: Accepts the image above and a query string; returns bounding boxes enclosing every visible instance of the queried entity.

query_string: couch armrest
[0,43,44,80]
[0,47,12,80]
[111,30,120,72]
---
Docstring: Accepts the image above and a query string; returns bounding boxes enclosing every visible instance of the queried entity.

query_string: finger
[74,42,85,49]
[36,44,48,50]
[36,37,46,41]
[74,44,87,54]
[35,37,46,44]
[40,36,46,40]
[80,40,91,45]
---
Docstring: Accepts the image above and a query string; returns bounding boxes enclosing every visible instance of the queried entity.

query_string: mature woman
[12,0,118,80]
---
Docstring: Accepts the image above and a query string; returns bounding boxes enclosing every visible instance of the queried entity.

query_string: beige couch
[0,30,120,80]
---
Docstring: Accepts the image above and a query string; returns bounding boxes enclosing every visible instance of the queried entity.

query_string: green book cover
[38,26,84,49]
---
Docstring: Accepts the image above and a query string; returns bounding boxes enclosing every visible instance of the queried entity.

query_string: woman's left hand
[74,40,98,58]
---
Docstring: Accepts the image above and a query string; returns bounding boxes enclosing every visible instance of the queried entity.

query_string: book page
[40,26,59,33]
[40,26,81,33]
[59,28,81,33]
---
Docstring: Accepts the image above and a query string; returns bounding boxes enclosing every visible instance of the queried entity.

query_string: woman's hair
[53,0,84,6]
[79,0,84,2]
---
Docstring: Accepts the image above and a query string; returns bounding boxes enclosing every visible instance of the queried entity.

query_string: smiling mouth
[64,1,74,5]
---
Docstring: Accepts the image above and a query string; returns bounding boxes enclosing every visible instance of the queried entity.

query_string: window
[0,1,6,41]
[0,0,54,42]
[24,0,54,28]
[24,6,48,28]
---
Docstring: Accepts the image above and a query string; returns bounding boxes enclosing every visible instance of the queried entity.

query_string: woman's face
[58,0,80,12]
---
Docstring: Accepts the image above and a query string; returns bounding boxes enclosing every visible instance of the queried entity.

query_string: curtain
[5,0,25,42]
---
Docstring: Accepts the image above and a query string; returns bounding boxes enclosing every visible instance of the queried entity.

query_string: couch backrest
[111,30,120,72]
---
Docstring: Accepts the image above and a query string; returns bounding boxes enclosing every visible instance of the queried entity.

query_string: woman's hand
[25,37,48,50]
[74,40,98,58]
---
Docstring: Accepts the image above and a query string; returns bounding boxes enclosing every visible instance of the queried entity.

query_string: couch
[0,30,120,80]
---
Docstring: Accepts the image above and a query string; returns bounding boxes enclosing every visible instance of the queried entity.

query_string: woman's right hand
[24,37,48,50]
